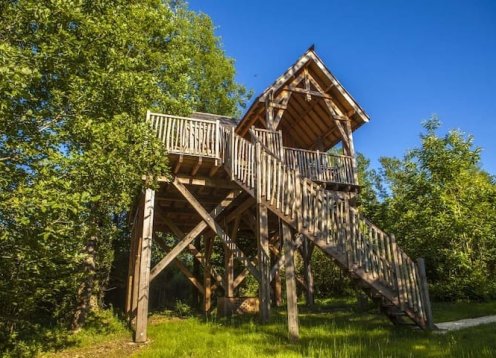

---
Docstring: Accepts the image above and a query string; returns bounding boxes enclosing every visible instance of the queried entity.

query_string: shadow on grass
[143,299,496,357]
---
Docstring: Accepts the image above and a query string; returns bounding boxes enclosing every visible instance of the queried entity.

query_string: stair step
[388,311,407,316]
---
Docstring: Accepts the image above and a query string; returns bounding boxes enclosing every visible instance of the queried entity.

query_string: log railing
[250,128,284,160]
[284,147,356,185]
[223,129,430,328]
[147,112,220,158]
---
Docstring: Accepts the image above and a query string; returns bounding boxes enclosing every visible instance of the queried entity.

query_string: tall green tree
[0,0,248,352]
[377,118,496,300]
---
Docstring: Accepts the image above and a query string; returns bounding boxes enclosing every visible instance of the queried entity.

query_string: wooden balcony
[148,112,221,159]
[147,112,358,188]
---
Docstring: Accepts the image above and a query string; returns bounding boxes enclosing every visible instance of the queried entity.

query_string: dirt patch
[41,337,144,358]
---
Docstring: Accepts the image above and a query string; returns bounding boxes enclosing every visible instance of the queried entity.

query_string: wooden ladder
[221,129,433,330]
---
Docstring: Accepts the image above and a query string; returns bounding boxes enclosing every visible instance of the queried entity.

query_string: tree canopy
[0,0,248,354]
[359,118,496,300]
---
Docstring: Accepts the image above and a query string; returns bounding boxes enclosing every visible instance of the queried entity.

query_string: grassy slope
[43,300,496,358]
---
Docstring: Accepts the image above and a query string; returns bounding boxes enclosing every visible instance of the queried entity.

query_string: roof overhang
[236,47,369,150]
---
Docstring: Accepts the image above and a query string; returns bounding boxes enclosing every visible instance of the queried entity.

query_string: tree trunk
[71,236,98,330]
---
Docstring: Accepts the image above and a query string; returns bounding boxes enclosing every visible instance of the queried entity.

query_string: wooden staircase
[222,129,432,330]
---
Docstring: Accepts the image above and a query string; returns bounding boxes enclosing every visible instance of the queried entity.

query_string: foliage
[174,300,193,317]
[309,249,355,298]
[0,0,248,353]
[358,118,496,300]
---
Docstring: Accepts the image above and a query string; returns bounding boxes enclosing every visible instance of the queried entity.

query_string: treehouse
[126,47,435,343]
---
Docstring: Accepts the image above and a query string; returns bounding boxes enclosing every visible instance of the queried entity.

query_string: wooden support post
[344,119,358,186]
[282,222,299,342]
[130,228,142,329]
[125,196,143,320]
[301,237,315,306]
[134,188,155,343]
[192,237,201,309]
[257,204,270,322]
[417,258,435,330]
[270,235,282,307]
[204,236,214,314]
[225,217,239,298]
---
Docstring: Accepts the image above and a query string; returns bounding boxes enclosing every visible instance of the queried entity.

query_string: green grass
[137,305,496,358]
[432,300,496,322]
[42,299,496,358]
[38,310,132,358]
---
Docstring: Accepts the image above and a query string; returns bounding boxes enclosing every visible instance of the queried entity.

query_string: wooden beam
[417,258,435,330]
[233,267,250,289]
[282,222,299,342]
[285,85,333,100]
[257,204,270,323]
[208,162,221,177]
[175,259,204,293]
[127,195,144,328]
[174,155,183,174]
[134,189,155,343]
[344,119,358,185]
[173,175,239,189]
[125,194,143,318]
[269,235,303,281]
[301,238,315,306]
[271,256,282,307]
[225,216,240,297]
[149,191,238,281]
[172,179,261,281]
[154,236,204,293]
[204,236,214,313]
[190,157,202,176]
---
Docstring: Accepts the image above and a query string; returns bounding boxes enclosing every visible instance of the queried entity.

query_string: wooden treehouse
[125,48,435,343]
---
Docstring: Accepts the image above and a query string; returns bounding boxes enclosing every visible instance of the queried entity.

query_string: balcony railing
[147,112,357,186]
[147,112,220,158]
[284,147,356,185]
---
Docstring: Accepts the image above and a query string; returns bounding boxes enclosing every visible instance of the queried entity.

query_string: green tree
[0,0,248,353]
[377,118,496,300]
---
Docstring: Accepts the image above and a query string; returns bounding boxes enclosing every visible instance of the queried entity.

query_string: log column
[203,236,214,314]
[282,222,299,341]
[134,188,155,343]
[301,237,315,306]
[257,204,271,322]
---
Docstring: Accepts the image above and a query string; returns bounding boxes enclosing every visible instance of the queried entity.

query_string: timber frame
[126,47,435,343]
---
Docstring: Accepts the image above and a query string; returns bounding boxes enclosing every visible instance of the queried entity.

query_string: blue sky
[188,0,496,174]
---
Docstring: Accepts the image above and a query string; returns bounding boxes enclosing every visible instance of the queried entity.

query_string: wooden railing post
[390,235,405,311]
[417,258,435,329]
[255,142,262,204]
[229,127,235,179]
[215,119,220,160]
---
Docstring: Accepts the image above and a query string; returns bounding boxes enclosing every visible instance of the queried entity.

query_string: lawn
[42,299,496,358]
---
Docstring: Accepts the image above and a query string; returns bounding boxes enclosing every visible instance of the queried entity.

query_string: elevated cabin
[126,48,434,343]
[148,48,368,192]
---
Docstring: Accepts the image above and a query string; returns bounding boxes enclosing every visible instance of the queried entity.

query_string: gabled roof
[236,47,370,150]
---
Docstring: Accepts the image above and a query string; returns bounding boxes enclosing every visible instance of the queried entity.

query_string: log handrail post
[215,119,220,160]
[417,258,435,330]
[255,142,262,204]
